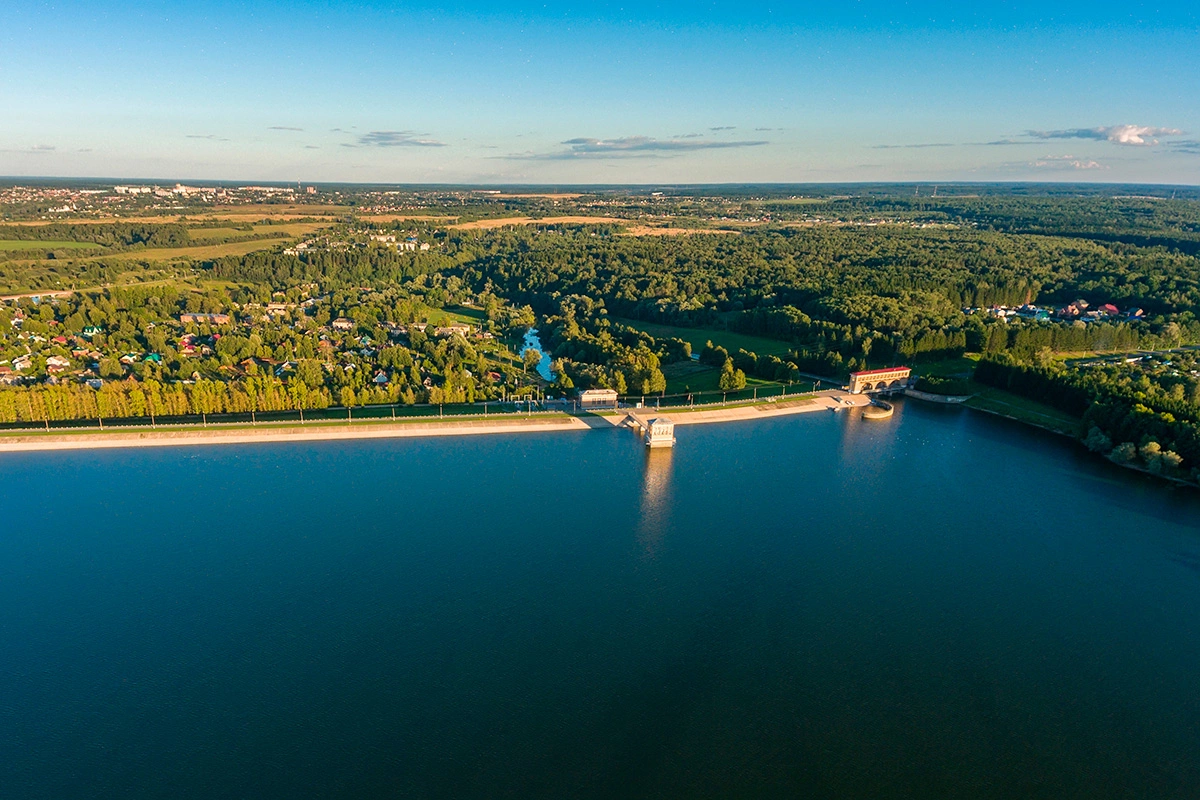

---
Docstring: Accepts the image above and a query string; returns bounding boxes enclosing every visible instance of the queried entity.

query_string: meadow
[616,318,795,357]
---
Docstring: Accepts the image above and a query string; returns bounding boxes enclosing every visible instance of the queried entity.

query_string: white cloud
[505,135,769,160]
[1028,125,1184,146]
[1030,155,1108,170]
[346,131,445,148]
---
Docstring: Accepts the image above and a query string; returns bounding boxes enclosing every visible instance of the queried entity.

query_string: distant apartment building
[179,313,231,325]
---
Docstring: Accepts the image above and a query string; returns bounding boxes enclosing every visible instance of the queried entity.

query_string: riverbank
[0,391,870,452]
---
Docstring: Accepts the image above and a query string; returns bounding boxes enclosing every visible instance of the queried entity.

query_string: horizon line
[2,176,1199,191]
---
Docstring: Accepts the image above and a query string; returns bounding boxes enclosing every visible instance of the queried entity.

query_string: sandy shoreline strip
[0,393,870,453]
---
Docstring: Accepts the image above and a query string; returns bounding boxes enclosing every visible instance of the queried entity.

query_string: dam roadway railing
[0,379,836,435]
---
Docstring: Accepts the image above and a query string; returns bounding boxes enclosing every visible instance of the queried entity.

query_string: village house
[45,355,71,374]
[332,317,355,331]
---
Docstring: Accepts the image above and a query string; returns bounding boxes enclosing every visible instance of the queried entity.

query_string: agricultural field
[448,216,626,230]
[184,222,333,242]
[86,239,285,262]
[618,225,740,236]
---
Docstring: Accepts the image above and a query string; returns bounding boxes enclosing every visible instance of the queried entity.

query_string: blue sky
[2,1,1198,184]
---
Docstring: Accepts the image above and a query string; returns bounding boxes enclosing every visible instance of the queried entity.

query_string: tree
[718,358,746,391]
[1083,426,1112,453]
[522,348,542,374]
[1111,442,1138,463]
[99,357,123,379]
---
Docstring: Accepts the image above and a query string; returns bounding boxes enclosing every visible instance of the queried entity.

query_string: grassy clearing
[746,198,829,206]
[184,222,332,243]
[616,318,794,357]
[0,240,98,250]
[359,214,458,224]
[910,354,981,377]
[87,239,282,262]
[965,384,1081,437]
[618,226,740,237]
[449,215,627,230]
[659,361,779,394]
[426,305,486,325]
[183,227,248,241]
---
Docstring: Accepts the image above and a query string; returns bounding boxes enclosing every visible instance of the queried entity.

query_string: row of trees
[0,377,334,424]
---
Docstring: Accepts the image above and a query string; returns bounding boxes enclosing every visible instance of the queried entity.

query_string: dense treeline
[449,225,1198,381]
[0,223,190,248]
[975,355,1200,484]
[204,247,456,289]
[0,377,333,424]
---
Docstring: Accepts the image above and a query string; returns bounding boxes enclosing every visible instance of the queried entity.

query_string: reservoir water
[2,400,1199,799]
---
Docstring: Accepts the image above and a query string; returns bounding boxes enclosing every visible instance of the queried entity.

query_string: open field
[616,318,795,357]
[446,216,741,236]
[358,214,457,224]
[747,198,830,206]
[185,222,332,242]
[425,305,486,325]
[86,239,283,262]
[909,354,980,377]
[488,193,584,199]
[449,215,627,230]
[0,240,99,250]
[618,226,740,236]
[658,361,780,394]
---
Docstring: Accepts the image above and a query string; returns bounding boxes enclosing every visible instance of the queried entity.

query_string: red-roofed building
[849,366,912,394]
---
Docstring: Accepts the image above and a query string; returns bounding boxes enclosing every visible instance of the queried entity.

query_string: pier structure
[625,413,676,447]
